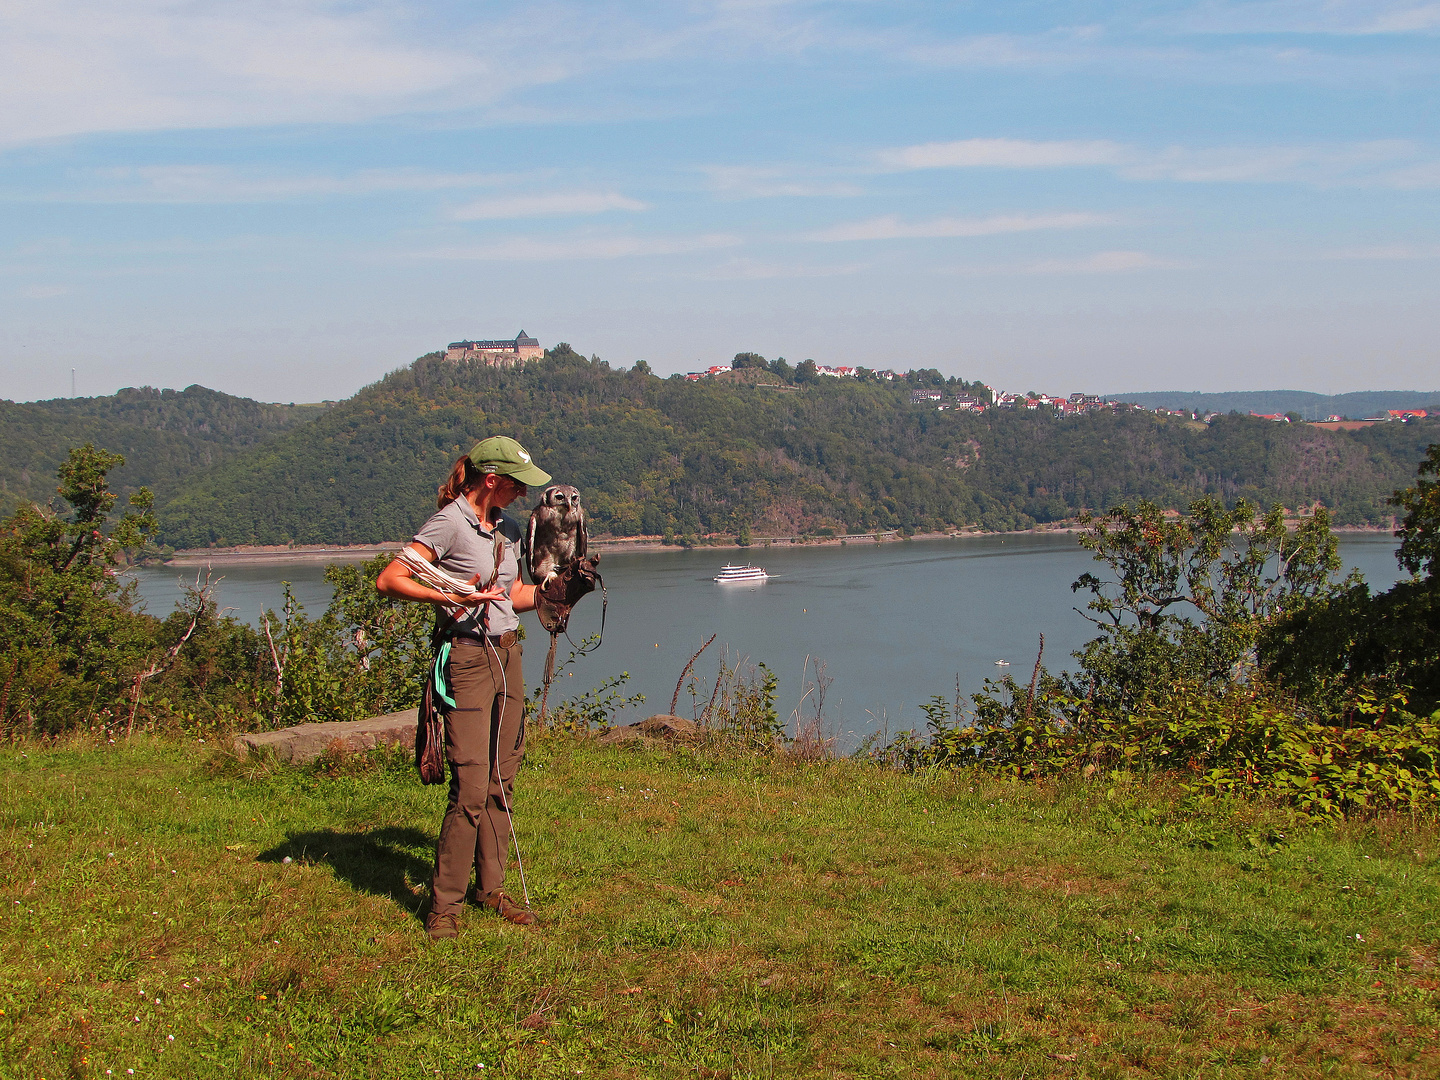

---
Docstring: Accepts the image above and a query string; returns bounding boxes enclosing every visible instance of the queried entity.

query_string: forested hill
[0,385,328,516]
[152,348,1436,548]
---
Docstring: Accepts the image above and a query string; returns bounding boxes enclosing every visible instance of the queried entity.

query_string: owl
[526,484,587,588]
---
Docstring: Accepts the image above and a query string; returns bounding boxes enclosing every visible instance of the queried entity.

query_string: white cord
[396,544,478,618]
[485,635,532,910]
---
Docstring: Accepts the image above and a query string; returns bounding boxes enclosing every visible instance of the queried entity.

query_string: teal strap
[432,640,456,708]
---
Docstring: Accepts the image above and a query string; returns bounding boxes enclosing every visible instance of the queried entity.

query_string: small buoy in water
[994,659,1010,666]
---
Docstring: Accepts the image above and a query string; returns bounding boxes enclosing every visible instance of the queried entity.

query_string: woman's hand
[438,576,508,608]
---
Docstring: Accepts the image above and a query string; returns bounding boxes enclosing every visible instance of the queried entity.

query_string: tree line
[150,346,1434,548]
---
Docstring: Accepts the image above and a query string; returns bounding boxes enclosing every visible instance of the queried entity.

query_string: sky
[2,1,1439,403]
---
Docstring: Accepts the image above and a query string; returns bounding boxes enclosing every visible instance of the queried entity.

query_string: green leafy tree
[1261,443,1440,712]
[732,352,768,370]
[1393,442,1440,579]
[322,554,434,715]
[0,445,157,734]
[1068,497,1347,712]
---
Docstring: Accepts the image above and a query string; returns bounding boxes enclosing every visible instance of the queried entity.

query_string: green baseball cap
[468,436,552,487]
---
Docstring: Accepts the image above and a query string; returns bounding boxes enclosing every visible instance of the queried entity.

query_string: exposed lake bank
[162,518,1397,567]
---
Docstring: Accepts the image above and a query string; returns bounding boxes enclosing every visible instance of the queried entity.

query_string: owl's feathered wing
[525,504,546,584]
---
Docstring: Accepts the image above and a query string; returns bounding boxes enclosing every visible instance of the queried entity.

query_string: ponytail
[437,457,484,508]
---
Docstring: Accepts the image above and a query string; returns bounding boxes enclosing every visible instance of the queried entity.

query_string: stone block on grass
[595,714,701,746]
[231,709,418,763]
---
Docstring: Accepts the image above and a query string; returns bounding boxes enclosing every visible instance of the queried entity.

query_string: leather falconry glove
[534,555,601,635]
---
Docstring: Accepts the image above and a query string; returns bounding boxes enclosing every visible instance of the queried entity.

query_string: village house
[684,364,733,381]
[444,331,542,365]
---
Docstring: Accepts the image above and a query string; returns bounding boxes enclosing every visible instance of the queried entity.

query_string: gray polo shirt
[413,497,524,638]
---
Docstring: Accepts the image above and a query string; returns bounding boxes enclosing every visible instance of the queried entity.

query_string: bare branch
[671,633,716,715]
[125,568,218,738]
[262,614,284,699]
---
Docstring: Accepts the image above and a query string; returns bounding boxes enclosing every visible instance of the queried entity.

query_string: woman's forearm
[376,570,448,605]
[376,547,449,604]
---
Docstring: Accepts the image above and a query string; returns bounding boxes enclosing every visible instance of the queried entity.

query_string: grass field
[2,736,1438,1079]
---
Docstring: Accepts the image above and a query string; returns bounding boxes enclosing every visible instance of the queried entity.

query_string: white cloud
[869,15,1440,86]
[451,192,646,220]
[0,1,566,147]
[1173,2,1440,36]
[415,232,740,261]
[1380,161,1440,188]
[807,212,1111,243]
[3,3,1435,150]
[700,165,864,199]
[1119,140,1419,184]
[1322,243,1440,259]
[876,138,1125,171]
[875,136,1440,188]
[1024,251,1188,274]
[687,257,868,280]
[28,166,515,204]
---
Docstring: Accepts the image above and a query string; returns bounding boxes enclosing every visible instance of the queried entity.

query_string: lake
[127,534,1407,743]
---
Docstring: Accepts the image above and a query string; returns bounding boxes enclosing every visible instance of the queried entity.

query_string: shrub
[883,682,1439,819]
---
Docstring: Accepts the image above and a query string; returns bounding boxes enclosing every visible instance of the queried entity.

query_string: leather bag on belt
[414,639,452,785]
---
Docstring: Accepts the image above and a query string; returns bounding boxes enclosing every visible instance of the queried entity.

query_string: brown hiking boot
[424,911,460,940]
[475,889,537,926]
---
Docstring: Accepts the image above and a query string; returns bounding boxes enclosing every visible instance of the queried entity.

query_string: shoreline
[163,543,402,567]
[161,522,1398,567]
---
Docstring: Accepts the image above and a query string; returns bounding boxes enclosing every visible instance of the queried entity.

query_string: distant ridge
[1104,390,1440,420]
[0,385,327,515]
[152,349,1437,547]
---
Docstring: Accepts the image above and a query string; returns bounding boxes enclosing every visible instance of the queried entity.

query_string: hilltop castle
[444,331,542,366]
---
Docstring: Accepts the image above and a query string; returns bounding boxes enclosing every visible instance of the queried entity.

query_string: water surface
[129,534,1407,740]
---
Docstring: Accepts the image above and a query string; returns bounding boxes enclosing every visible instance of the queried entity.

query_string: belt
[453,630,519,649]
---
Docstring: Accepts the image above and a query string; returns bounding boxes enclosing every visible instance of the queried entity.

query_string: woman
[376,435,551,938]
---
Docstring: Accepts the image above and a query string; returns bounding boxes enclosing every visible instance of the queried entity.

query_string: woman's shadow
[259,826,433,917]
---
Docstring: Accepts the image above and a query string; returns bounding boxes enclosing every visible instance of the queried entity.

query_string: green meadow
[2,737,1437,1079]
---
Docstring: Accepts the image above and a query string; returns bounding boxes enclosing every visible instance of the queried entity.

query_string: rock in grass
[231,709,418,763]
[595,714,700,746]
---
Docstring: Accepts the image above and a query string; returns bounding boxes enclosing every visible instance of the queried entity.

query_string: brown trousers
[431,639,525,918]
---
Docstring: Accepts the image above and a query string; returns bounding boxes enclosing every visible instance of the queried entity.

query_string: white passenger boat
[714,564,769,583]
